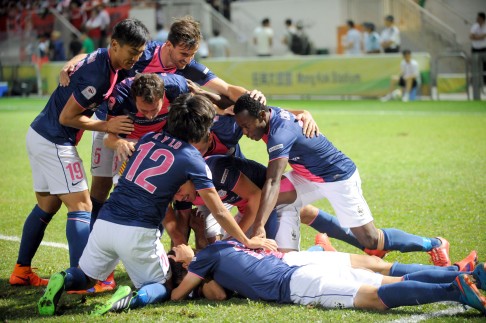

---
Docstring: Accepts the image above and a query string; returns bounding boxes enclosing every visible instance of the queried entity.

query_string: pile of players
[8,17,485,317]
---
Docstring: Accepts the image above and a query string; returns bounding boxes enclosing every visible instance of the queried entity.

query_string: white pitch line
[388,304,467,323]
[0,234,68,250]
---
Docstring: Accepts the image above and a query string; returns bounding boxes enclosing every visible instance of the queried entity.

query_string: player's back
[206,115,244,157]
[31,48,116,145]
[99,131,213,228]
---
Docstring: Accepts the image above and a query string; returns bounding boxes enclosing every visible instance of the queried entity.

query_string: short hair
[262,18,270,25]
[166,93,215,143]
[402,49,411,56]
[347,20,355,28]
[111,18,150,48]
[285,18,292,26]
[385,15,394,22]
[167,16,201,50]
[479,12,486,20]
[213,29,220,37]
[130,73,165,104]
[234,93,269,118]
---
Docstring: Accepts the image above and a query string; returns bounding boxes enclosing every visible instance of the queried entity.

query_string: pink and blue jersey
[119,41,217,86]
[98,73,189,139]
[188,240,298,303]
[264,107,356,183]
[205,115,244,158]
[98,131,214,229]
[31,48,118,145]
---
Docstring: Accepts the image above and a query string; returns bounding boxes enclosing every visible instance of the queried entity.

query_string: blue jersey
[119,41,217,86]
[188,240,298,303]
[198,155,266,205]
[31,48,118,145]
[98,73,189,139]
[99,131,214,228]
[264,107,356,182]
[206,115,244,158]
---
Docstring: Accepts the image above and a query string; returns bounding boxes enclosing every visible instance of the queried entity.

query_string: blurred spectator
[32,32,50,67]
[290,20,311,55]
[282,18,296,54]
[381,49,420,102]
[344,20,361,55]
[49,30,66,61]
[68,1,87,30]
[363,22,381,54]
[208,29,230,58]
[470,12,486,83]
[69,33,83,58]
[380,15,400,53]
[253,17,274,57]
[84,1,110,48]
[196,35,209,59]
[155,23,169,43]
[80,27,95,53]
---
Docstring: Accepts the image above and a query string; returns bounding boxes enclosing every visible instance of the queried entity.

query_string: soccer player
[37,94,277,316]
[168,241,486,315]
[9,19,150,287]
[232,93,452,266]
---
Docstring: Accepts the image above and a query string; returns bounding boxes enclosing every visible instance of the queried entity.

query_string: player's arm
[186,79,234,112]
[252,157,289,238]
[59,53,88,87]
[202,280,227,301]
[170,244,203,301]
[103,131,136,162]
[59,95,134,134]
[198,188,277,251]
[162,205,188,246]
[288,109,320,138]
[231,173,262,234]
[204,77,267,105]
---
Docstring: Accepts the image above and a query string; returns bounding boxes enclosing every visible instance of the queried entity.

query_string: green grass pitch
[0,97,485,322]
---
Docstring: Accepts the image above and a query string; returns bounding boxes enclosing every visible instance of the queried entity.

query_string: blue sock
[390,262,458,276]
[64,267,89,291]
[377,281,459,308]
[89,197,104,231]
[17,205,55,266]
[66,211,91,267]
[130,283,169,308]
[265,209,279,240]
[382,228,441,252]
[308,209,363,249]
[404,270,462,284]
[307,245,324,252]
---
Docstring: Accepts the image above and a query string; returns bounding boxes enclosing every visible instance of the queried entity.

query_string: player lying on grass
[166,241,486,315]
[37,94,277,317]
[232,93,452,266]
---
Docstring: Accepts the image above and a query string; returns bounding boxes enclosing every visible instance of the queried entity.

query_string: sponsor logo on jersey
[203,67,209,75]
[290,156,300,161]
[268,144,284,153]
[280,110,291,120]
[87,52,97,64]
[205,165,213,180]
[81,86,96,100]
[220,168,229,184]
[217,189,227,197]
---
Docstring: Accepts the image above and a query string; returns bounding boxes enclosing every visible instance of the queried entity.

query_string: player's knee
[299,205,318,225]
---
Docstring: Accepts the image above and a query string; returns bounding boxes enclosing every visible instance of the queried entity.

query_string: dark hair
[385,15,394,22]
[262,18,270,25]
[111,18,150,48]
[347,20,355,28]
[167,16,201,50]
[402,49,411,56]
[130,73,165,104]
[285,18,292,26]
[234,93,269,118]
[213,29,220,37]
[166,93,215,143]
[479,12,486,20]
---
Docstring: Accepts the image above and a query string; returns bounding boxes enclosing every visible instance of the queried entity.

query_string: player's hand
[187,79,204,95]
[251,224,266,239]
[169,244,195,268]
[106,115,134,135]
[295,110,320,138]
[115,139,136,162]
[246,237,278,251]
[59,63,75,87]
[247,89,267,105]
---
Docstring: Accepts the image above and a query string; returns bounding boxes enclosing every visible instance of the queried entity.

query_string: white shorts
[283,250,351,267]
[79,219,171,289]
[274,204,300,250]
[197,204,233,239]
[289,263,383,308]
[26,127,88,194]
[284,169,373,228]
[90,129,121,177]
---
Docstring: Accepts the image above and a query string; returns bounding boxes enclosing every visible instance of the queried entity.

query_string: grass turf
[0,97,485,322]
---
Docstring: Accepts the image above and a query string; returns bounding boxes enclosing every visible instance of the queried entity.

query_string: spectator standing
[208,29,230,58]
[363,22,381,54]
[381,15,400,53]
[470,12,486,83]
[85,1,110,49]
[344,20,362,55]
[155,23,169,43]
[253,17,274,57]
[69,33,83,58]
[49,30,66,61]
[290,21,311,55]
[80,27,95,54]
[282,18,296,53]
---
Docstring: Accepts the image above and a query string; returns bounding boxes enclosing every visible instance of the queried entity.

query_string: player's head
[402,49,412,62]
[131,73,165,120]
[166,16,201,69]
[166,93,215,146]
[174,180,197,203]
[233,93,269,141]
[110,19,150,70]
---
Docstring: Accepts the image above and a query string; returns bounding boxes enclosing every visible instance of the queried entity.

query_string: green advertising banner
[201,53,430,97]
